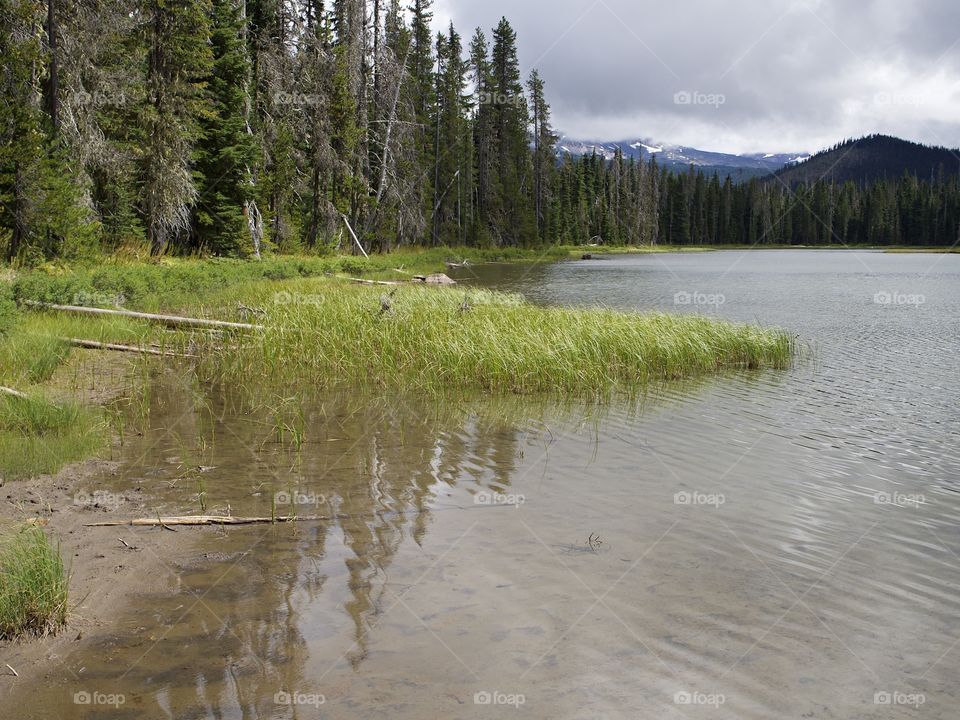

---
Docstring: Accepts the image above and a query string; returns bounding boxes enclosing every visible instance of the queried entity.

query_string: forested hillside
[1,1,958,261]
[1,0,564,260]
[772,135,960,187]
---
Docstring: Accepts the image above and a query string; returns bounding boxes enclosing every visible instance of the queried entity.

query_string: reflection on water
[4,250,960,719]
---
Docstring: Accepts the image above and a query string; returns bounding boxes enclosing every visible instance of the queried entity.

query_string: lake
[6,249,959,719]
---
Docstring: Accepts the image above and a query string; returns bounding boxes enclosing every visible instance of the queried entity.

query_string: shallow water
[6,250,960,719]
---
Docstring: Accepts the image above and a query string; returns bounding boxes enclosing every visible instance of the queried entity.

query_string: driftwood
[62,337,197,358]
[86,514,336,527]
[23,301,263,331]
[349,277,402,286]
[0,386,30,400]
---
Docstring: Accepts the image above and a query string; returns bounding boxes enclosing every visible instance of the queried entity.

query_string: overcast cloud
[433,0,960,154]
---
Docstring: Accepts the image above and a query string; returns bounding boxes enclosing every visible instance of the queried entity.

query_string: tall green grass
[202,279,792,396]
[0,394,106,480]
[0,523,68,639]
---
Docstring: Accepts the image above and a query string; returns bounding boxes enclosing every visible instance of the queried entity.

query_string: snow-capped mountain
[557,136,810,180]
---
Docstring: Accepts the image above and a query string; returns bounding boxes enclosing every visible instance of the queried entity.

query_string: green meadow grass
[10,247,568,313]
[0,523,68,639]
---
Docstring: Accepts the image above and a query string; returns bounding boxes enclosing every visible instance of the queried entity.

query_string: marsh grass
[0,393,106,480]
[0,523,68,639]
[0,314,156,388]
[202,279,792,397]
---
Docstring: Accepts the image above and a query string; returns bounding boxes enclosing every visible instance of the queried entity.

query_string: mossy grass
[200,278,792,397]
[0,523,68,639]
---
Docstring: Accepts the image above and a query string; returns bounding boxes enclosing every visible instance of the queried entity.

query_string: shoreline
[0,246,780,672]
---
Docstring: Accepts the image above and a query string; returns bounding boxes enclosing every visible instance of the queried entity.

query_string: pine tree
[469,27,493,245]
[489,17,532,245]
[432,25,472,245]
[527,69,556,243]
[191,0,258,255]
[140,0,212,254]
[0,0,97,261]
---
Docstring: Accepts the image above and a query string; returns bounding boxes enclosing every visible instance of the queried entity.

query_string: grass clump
[0,523,68,639]
[0,282,17,337]
[0,313,157,388]
[205,279,792,396]
[0,394,106,480]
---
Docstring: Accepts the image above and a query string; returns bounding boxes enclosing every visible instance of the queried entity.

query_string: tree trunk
[9,163,26,261]
[47,0,59,133]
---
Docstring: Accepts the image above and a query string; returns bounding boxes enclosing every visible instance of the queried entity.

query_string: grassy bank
[9,247,568,312]
[0,248,793,481]
[0,251,793,641]
[0,393,106,481]
[199,278,792,396]
[0,523,68,639]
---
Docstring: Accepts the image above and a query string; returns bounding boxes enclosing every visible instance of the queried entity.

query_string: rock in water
[423,273,456,285]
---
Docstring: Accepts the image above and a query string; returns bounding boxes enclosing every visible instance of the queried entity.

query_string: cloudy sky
[433,0,960,154]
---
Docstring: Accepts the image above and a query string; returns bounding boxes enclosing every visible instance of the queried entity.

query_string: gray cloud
[434,0,960,153]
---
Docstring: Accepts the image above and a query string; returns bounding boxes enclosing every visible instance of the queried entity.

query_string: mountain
[770,134,960,186]
[556,136,810,181]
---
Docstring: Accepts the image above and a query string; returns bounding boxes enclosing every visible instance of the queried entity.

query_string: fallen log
[86,514,337,527]
[0,386,30,400]
[23,301,263,331]
[349,277,403,286]
[62,337,197,358]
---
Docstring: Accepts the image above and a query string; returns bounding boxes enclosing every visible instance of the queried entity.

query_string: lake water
[5,250,959,719]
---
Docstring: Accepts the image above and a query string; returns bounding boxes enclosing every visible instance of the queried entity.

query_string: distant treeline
[562,153,960,246]
[2,1,957,263]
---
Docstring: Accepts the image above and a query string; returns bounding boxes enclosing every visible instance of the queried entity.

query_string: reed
[0,523,68,639]
[0,393,106,480]
[202,279,792,397]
